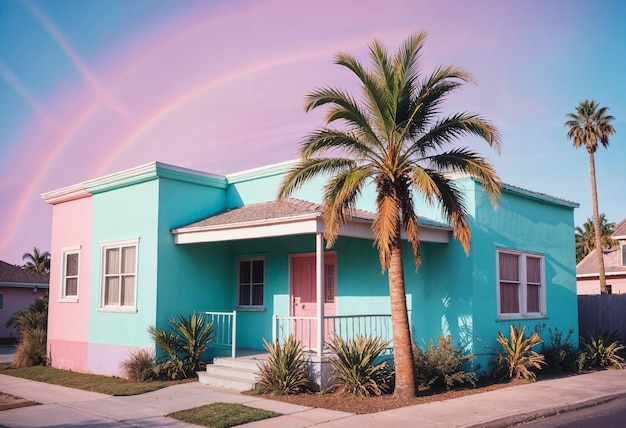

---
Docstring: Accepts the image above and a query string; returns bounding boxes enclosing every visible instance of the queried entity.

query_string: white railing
[199,311,237,358]
[273,314,393,352]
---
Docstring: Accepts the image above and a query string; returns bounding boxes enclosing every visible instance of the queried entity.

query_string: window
[497,249,545,319]
[60,247,80,301]
[100,239,138,311]
[621,244,626,267]
[238,258,264,308]
[325,262,335,303]
[0,293,3,311]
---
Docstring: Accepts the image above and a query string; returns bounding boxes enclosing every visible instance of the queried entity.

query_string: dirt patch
[0,392,39,411]
[249,378,532,414]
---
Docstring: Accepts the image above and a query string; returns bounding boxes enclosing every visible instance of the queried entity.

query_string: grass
[0,392,39,411]
[0,363,185,396]
[168,402,280,428]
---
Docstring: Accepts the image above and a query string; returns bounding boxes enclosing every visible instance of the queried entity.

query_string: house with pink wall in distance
[0,261,49,338]
[42,160,579,387]
[577,218,626,295]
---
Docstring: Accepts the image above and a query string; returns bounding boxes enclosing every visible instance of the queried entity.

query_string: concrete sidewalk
[1,369,626,427]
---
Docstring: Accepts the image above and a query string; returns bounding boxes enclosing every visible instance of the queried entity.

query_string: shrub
[326,334,394,396]
[492,324,545,381]
[148,312,215,380]
[121,349,158,382]
[534,324,581,373]
[413,334,477,390]
[13,328,47,368]
[257,335,311,395]
[580,329,625,369]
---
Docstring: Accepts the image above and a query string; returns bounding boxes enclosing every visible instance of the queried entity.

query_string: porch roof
[172,198,451,245]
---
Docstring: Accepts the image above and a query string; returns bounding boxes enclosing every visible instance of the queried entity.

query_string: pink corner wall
[47,195,93,372]
[0,287,48,338]
[577,276,626,295]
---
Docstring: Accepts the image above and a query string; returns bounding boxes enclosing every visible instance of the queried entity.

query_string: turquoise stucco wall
[89,180,160,348]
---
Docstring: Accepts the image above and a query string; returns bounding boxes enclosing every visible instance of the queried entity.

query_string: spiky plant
[493,324,546,381]
[581,329,625,369]
[121,348,158,382]
[327,334,394,396]
[257,335,311,395]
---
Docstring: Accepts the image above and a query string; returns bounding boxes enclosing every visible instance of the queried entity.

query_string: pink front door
[291,253,336,349]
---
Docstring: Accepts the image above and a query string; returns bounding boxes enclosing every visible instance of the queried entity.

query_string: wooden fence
[578,294,626,341]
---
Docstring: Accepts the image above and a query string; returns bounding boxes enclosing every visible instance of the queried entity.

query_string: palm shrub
[327,334,394,396]
[256,335,311,394]
[492,324,545,381]
[413,334,476,390]
[6,294,49,367]
[148,312,215,380]
[580,329,625,369]
[121,348,158,382]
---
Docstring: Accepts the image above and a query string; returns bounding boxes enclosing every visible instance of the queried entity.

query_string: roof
[576,245,626,278]
[0,260,49,287]
[613,218,626,240]
[501,183,579,208]
[172,198,452,245]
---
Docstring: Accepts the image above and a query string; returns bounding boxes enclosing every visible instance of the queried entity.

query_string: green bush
[13,328,47,368]
[326,334,394,396]
[580,329,625,369]
[256,335,311,395]
[492,324,545,381]
[148,312,215,380]
[121,348,158,382]
[534,324,581,373]
[413,334,476,390]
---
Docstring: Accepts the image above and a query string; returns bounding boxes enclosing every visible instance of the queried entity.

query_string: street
[518,395,626,427]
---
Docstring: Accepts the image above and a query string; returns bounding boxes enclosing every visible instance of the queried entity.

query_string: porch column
[316,232,324,357]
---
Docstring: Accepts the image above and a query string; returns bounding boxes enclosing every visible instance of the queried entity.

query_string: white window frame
[621,243,626,268]
[237,257,265,310]
[99,238,139,313]
[59,246,81,302]
[496,249,546,320]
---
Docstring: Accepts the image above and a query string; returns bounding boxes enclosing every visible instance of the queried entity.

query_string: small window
[100,239,138,311]
[497,249,546,319]
[61,247,80,301]
[325,263,335,303]
[238,258,264,308]
[0,293,3,311]
[621,244,626,267]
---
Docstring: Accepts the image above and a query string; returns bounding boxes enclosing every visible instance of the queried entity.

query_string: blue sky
[1,0,625,265]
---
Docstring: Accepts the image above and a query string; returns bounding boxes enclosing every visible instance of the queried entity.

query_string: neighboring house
[42,160,579,384]
[577,218,626,295]
[0,260,49,338]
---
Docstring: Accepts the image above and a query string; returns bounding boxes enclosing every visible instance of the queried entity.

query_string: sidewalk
[1,369,626,428]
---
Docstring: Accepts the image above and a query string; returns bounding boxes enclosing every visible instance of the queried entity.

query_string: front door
[291,253,336,350]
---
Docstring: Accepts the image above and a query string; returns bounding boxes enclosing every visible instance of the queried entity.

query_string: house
[0,260,49,339]
[577,218,626,295]
[42,160,579,386]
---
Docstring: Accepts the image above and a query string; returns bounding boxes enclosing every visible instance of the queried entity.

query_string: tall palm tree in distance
[278,32,502,398]
[22,246,51,277]
[565,100,615,293]
[575,214,616,264]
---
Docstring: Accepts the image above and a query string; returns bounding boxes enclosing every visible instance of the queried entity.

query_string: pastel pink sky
[1,0,625,265]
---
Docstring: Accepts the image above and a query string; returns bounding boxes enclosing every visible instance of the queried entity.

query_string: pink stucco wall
[577,276,626,295]
[88,343,154,378]
[0,287,48,338]
[47,195,93,371]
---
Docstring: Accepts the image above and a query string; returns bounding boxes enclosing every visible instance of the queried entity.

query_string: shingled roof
[613,218,626,239]
[0,260,49,287]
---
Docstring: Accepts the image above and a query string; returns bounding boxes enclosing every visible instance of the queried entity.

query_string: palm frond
[372,191,400,269]
[277,157,355,201]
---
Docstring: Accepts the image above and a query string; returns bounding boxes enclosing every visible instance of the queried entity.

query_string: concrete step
[213,356,267,370]
[205,364,258,381]
[198,354,269,391]
[197,371,258,391]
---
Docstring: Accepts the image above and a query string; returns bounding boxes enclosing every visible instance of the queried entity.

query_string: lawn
[0,363,185,396]
[168,402,280,428]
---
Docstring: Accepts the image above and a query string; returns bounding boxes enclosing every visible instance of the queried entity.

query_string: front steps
[198,353,268,391]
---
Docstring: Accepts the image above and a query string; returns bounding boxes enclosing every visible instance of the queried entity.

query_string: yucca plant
[327,334,394,396]
[493,324,545,381]
[148,312,215,380]
[257,335,311,394]
[581,329,625,369]
[413,334,477,390]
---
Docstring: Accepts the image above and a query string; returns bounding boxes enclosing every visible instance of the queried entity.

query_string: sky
[1,0,625,266]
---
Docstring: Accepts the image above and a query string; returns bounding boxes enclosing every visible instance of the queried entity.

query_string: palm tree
[575,214,616,263]
[565,100,615,293]
[277,32,502,398]
[22,247,51,277]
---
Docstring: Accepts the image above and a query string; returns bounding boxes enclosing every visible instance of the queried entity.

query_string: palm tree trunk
[589,151,607,294]
[388,231,416,398]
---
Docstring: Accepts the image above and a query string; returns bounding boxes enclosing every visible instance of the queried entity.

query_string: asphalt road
[519,395,626,427]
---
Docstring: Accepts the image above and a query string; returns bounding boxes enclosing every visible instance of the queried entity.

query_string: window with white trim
[60,247,80,300]
[497,249,545,319]
[100,239,138,310]
[238,258,264,308]
[621,244,626,267]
